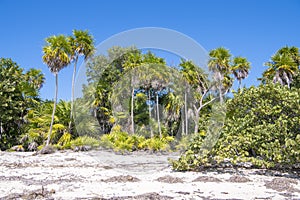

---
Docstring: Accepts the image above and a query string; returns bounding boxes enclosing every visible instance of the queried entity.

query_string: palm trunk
[283,72,291,88]
[47,73,58,146]
[184,90,188,135]
[156,93,162,138]
[238,80,242,91]
[218,72,224,104]
[69,56,78,132]
[181,112,185,136]
[131,86,135,134]
[148,91,153,138]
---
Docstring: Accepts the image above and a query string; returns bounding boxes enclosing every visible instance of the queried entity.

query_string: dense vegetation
[172,46,300,170]
[172,83,300,170]
[0,30,299,170]
[0,58,44,150]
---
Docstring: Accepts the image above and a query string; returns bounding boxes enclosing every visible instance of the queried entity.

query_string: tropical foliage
[262,46,300,88]
[172,83,300,170]
[0,58,44,150]
[68,30,95,133]
[1,30,299,172]
[100,125,174,152]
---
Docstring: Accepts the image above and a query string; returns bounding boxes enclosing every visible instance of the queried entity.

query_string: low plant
[70,136,100,149]
[99,125,174,152]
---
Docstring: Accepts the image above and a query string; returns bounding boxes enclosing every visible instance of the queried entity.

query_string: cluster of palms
[263,46,300,88]
[42,30,95,146]
[79,45,253,140]
[43,45,250,145]
[208,47,251,97]
[41,28,299,149]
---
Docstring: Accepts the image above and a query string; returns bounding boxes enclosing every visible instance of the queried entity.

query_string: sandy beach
[0,149,299,200]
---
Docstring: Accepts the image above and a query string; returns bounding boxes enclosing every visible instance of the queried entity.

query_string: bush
[70,136,100,149]
[99,125,174,152]
[56,132,72,149]
[139,137,171,151]
[172,84,300,170]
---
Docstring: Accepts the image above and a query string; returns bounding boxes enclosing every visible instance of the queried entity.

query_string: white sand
[0,150,299,199]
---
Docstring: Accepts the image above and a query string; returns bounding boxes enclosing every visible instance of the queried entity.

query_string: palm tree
[141,52,166,137]
[23,69,45,102]
[231,56,251,89]
[150,65,171,138]
[25,69,45,90]
[180,60,216,134]
[208,47,231,103]
[264,47,299,88]
[278,46,300,66]
[123,51,143,134]
[42,35,71,146]
[69,30,95,132]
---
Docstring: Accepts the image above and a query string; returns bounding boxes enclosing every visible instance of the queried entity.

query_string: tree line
[0,30,299,170]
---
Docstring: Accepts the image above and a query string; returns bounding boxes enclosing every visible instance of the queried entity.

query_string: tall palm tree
[151,65,172,138]
[231,56,251,89]
[42,35,71,146]
[123,51,143,134]
[142,52,166,137]
[264,47,299,88]
[208,47,231,103]
[69,30,95,132]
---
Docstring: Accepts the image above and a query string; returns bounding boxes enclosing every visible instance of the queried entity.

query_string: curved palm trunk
[69,56,78,132]
[47,73,58,146]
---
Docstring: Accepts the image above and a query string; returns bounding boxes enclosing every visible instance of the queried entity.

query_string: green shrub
[70,136,100,149]
[172,84,300,171]
[139,137,172,151]
[37,145,44,151]
[56,132,72,149]
[100,127,146,152]
[99,134,115,149]
[99,125,174,152]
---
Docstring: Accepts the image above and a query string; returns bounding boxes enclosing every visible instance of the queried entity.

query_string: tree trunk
[69,56,78,132]
[194,109,200,134]
[239,79,242,91]
[181,112,185,136]
[184,90,188,135]
[0,121,2,140]
[218,72,224,104]
[148,91,153,138]
[156,93,162,138]
[131,86,135,134]
[47,73,58,146]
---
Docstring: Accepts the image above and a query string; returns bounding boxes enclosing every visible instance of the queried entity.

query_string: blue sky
[1,0,300,100]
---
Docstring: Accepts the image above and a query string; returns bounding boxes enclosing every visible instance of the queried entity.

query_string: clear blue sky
[1,0,300,100]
